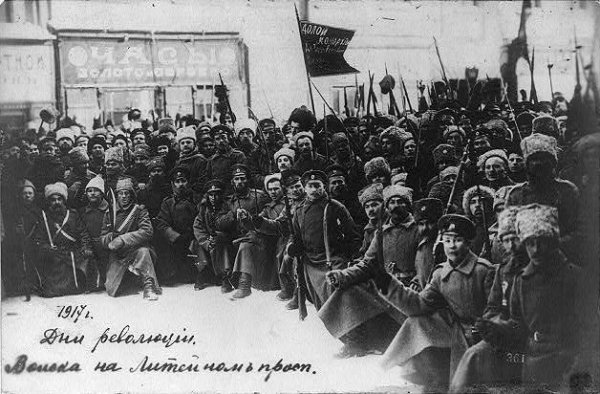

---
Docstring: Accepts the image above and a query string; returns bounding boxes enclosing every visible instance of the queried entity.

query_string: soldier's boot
[232,273,252,299]
[285,288,299,310]
[142,277,160,301]
[276,276,294,301]
[220,272,234,294]
[194,264,213,291]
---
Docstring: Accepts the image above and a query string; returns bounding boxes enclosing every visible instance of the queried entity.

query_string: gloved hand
[108,237,125,251]
[474,317,502,346]
[326,270,346,289]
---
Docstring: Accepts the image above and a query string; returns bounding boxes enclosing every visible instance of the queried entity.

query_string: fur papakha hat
[462,185,495,215]
[515,203,559,241]
[364,156,391,179]
[477,148,508,170]
[44,182,68,200]
[358,182,384,206]
[497,206,519,238]
[85,176,105,194]
[104,147,124,164]
[520,133,558,162]
[383,184,413,206]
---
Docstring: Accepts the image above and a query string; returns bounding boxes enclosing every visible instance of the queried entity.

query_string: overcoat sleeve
[114,207,153,249]
[381,269,448,316]
[155,199,180,243]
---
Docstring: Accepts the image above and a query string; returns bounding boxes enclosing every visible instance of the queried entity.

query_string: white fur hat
[85,176,105,194]
[176,126,196,144]
[515,203,559,241]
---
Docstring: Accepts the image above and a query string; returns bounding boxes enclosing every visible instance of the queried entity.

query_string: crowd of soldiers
[1,86,598,392]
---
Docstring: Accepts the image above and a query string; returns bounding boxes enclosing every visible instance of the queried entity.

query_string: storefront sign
[60,38,242,87]
[0,44,55,103]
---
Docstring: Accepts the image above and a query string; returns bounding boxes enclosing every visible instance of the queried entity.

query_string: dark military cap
[301,169,327,185]
[483,103,501,113]
[205,179,225,194]
[325,164,347,179]
[414,198,444,223]
[231,163,249,177]
[211,124,232,138]
[438,214,476,240]
[259,118,276,129]
[281,169,302,187]
[170,165,190,181]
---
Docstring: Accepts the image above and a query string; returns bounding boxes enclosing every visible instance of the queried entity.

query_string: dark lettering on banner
[299,21,358,77]
[60,39,242,86]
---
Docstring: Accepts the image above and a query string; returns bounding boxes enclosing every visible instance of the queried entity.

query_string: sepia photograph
[0,0,599,392]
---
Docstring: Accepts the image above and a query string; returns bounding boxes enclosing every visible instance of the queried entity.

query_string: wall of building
[3,0,595,130]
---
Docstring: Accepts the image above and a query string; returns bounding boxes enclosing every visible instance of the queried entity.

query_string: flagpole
[294,4,316,115]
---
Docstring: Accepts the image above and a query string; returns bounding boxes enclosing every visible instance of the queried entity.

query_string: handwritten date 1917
[57,304,92,323]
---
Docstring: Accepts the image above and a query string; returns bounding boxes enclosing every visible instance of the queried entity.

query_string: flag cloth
[299,21,359,77]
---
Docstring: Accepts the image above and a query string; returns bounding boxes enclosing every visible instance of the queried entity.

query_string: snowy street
[2,285,413,393]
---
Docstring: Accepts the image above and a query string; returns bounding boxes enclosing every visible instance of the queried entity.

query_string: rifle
[475,183,491,258]
[282,182,307,320]
[248,106,274,171]
[433,36,453,99]
[218,73,236,129]
[323,105,330,163]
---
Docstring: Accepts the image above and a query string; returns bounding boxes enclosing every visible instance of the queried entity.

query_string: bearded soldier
[228,164,271,298]
[33,182,92,297]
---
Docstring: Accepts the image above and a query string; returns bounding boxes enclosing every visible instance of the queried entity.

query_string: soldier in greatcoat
[100,178,160,301]
[192,179,238,293]
[504,204,583,391]
[33,182,92,297]
[228,164,271,298]
[154,166,199,286]
[287,169,361,310]
[450,206,529,392]
[377,214,494,392]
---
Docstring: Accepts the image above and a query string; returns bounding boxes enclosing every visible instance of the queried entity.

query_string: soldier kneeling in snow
[100,178,160,301]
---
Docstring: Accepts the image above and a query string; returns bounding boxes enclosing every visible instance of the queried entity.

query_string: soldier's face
[179,139,195,154]
[149,167,165,179]
[364,200,383,220]
[473,137,491,153]
[117,190,132,208]
[207,192,222,206]
[277,156,292,171]
[91,144,105,158]
[468,196,492,219]
[21,187,35,204]
[43,143,57,156]
[29,144,39,158]
[445,132,463,148]
[238,130,253,144]
[48,194,66,213]
[76,139,88,149]
[442,234,470,263]
[289,121,301,135]
[58,138,73,151]
[417,219,437,238]
[525,236,556,262]
[86,187,103,204]
[304,180,325,201]
[9,146,21,159]
[288,181,305,200]
[156,145,169,156]
[267,181,282,201]
[381,138,394,154]
[328,176,346,197]
[133,134,146,146]
[134,156,148,166]
[403,139,416,157]
[201,140,215,156]
[105,160,122,176]
[222,114,233,129]
[484,157,507,181]
[113,139,127,150]
[232,174,248,191]
[297,137,313,156]
[501,233,521,254]
[370,175,387,184]
[214,134,229,151]
[172,177,189,194]
[508,153,524,172]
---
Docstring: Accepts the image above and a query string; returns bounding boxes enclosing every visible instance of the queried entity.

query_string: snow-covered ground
[2,285,415,393]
